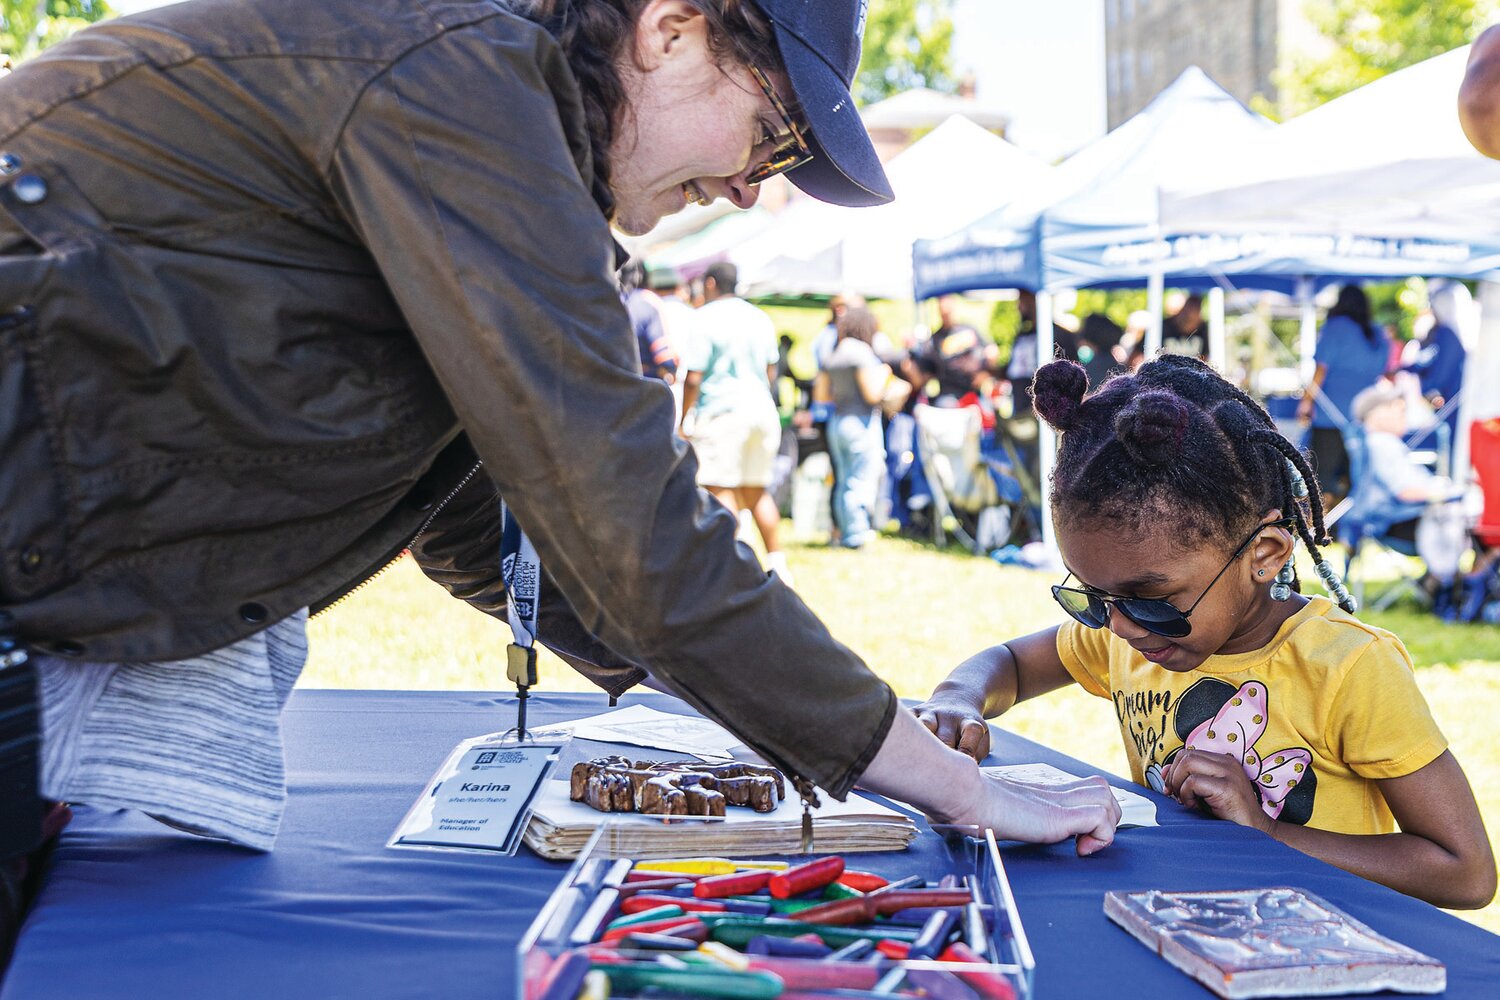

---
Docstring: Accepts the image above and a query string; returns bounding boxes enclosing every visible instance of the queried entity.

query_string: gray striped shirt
[36,610,309,851]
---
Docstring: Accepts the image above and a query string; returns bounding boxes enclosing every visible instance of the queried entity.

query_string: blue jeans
[827,412,885,547]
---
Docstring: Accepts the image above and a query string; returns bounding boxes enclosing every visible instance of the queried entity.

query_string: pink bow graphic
[1183,681,1312,820]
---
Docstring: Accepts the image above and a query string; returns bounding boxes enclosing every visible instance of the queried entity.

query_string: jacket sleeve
[407,447,649,701]
[326,15,895,798]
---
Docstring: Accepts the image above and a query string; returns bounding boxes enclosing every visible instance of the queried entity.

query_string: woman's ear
[633,0,708,73]
[1249,510,1296,579]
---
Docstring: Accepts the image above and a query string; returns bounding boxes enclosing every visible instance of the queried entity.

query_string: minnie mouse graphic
[1145,679,1317,826]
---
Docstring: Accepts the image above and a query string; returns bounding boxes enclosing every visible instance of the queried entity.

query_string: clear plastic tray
[517,819,1035,999]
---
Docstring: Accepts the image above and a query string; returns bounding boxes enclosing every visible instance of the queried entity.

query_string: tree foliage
[2,0,111,63]
[855,0,957,106]
[1274,0,1499,117]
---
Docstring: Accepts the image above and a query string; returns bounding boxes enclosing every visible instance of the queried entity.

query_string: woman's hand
[912,697,990,762]
[1163,750,1272,833]
[1296,394,1314,425]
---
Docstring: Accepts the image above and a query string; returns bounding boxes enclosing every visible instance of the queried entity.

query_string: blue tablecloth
[3,690,1497,998]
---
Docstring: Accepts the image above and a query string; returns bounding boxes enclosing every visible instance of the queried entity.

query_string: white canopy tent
[729,115,1053,300]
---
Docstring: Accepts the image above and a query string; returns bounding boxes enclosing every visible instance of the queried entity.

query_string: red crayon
[787,896,876,926]
[837,870,889,892]
[620,894,727,915]
[871,889,972,917]
[874,939,911,960]
[600,916,703,943]
[768,857,845,899]
[625,869,706,883]
[940,943,1017,1000]
[695,869,772,898]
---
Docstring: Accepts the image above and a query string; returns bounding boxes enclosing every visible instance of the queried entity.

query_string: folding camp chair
[1336,427,1428,612]
[912,403,998,551]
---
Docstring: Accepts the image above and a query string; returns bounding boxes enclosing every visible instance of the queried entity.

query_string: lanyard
[499,501,539,738]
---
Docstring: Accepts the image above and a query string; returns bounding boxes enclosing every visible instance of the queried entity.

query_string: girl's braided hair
[1031,354,1352,610]
[511,1,781,219]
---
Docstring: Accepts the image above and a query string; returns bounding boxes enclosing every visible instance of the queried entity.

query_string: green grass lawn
[303,532,1500,935]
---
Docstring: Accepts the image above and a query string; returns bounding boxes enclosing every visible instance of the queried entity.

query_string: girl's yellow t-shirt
[1056,596,1448,835]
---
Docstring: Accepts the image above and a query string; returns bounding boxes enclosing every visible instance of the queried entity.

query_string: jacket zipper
[309,460,484,620]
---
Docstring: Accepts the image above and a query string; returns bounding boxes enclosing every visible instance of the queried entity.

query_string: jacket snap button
[19,546,43,573]
[0,153,18,176]
[48,640,84,657]
[407,482,435,512]
[239,602,269,624]
[12,175,47,205]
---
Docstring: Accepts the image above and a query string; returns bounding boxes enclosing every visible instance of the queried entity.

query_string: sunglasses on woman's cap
[1051,518,1295,639]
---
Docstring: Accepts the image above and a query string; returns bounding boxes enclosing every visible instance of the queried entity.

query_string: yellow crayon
[633,858,738,875]
[730,860,789,871]
[575,969,609,1000]
[697,941,751,971]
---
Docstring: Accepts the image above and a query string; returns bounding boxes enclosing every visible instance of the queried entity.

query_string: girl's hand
[912,697,990,762]
[1163,750,1273,833]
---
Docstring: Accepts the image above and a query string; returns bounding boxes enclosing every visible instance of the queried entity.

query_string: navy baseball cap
[754,0,894,207]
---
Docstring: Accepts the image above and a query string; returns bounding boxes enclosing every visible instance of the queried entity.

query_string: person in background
[1120,309,1152,370]
[1352,383,1467,618]
[915,294,994,407]
[1078,313,1125,389]
[1161,293,1208,360]
[679,262,792,583]
[647,265,700,421]
[620,260,678,383]
[1401,280,1470,464]
[1005,289,1080,415]
[811,292,860,371]
[815,307,903,549]
[1297,285,1390,510]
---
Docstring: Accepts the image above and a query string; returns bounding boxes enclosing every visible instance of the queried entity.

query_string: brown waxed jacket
[0,0,895,797]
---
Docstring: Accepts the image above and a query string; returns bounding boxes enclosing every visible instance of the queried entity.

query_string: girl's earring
[1270,558,1295,602]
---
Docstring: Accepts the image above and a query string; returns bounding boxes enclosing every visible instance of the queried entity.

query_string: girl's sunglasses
[1051,518,1294,639]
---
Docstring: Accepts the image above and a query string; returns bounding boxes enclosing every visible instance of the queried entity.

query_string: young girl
[916,355,1496,909]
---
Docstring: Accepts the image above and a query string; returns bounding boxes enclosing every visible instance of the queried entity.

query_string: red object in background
[768,857,846,899]
[1471,419,1500,549]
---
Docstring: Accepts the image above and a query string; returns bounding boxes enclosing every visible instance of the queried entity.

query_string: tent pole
[1297,277,1317,384]
[1145,271,1165,358]
[1207,286,1227,372]
[1037,289,1057,562]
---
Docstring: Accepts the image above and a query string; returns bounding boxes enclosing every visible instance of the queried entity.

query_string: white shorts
[691,405,782,488]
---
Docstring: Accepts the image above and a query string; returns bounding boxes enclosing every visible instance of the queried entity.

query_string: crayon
[745,934,831,958]
[711,919,918,950]
[659,921,711,944]
[821,882,865,902]
[869,875,922,894]
[873,967,906,994]
[874,939,910,960]
[903,968,978,1000]
[592,964,784,1000]
[625,869,707,884]
[634,858,739,875]
[744,956,881,990]
[908,909,959,960]
[600,859,634,889]
[732,860,791,871]
[697,941,751,971]
[870,889,972,916]
[964,902,988,956]
[696,869,773,898]
[617,931,700,952]
[575,969,609,1000]
[621,895,727,915]
[836,871,889,892]
[787,896,876,926]
[882,905,963,928]
[614,878,693,899]
[769,857,845,899]
[825,939,875,962]
[605,905,684,931]
[600,916,703,943]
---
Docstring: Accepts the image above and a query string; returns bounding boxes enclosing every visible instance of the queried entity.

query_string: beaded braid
[1032,354,1358,614]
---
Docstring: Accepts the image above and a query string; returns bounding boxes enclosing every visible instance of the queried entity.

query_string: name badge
[391,739,564,855]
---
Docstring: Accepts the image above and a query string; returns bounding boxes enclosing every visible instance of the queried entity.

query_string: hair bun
[1114,391,1191,466]
[1031,360,1089,431]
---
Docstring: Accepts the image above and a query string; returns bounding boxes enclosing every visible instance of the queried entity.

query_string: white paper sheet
[984,763,1158,828]
[528,705,744,762]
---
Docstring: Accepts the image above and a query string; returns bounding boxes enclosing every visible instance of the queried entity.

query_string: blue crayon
[908,909,959,960]
[882,905,964,928]
[721,899,774,916]
[873,967,907,994]
[619,931,701,952]
[601,858,634,888]
[825,939,875,962]
[745,934,832,958]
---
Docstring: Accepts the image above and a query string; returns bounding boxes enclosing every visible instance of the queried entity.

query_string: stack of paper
[523,779,917,860]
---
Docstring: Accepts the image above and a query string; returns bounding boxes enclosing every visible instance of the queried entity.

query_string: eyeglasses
[1051,518,1294,639]
[746,64,814,185]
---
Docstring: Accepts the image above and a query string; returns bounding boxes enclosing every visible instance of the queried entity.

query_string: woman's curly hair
[512,0,781,218]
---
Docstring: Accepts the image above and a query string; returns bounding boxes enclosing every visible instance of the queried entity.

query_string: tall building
[1104,0,1317,127]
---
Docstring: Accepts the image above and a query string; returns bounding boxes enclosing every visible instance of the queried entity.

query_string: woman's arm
[1296,362,1328,423]
[914,627,1074,760]
[1165,750,1497,909]
[812,371,831,404]
[855,363,893,407]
